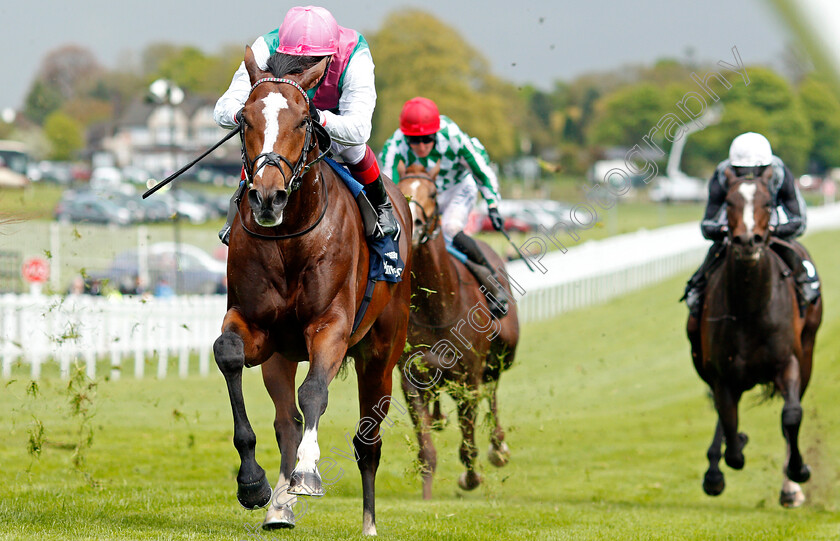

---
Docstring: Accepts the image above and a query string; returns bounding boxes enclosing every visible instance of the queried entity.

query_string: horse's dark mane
[266,52,325,77]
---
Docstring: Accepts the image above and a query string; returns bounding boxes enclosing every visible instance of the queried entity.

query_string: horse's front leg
[778,355,811,486]
[214,309,274,509]
[400,371,438,499]
[288,314,350,497]
[702,420,725,495]
[713,383,748,470]
[353,297,409,536]
[486,380,510,468]
[261,355,303,529]
[456,387,482,491]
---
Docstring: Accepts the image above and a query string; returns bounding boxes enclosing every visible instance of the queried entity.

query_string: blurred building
[89,97,239,176]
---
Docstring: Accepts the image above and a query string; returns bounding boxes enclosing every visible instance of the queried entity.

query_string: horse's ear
[428,160,441,179]
[724,167,736,185]
[397,161,406,181]
[244,45,269,85]
[298,57,330,92]
[761,165,773,183]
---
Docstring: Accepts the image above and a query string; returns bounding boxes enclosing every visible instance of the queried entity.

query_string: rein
[237,77,333,241]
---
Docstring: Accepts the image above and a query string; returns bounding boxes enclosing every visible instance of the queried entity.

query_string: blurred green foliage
[10,9,840,176]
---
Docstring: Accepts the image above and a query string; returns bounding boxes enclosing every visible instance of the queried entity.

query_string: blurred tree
[43,111,84,161]
[142,43,245,96]
[369,10,517,161]
[38,45,103,100]
[692,67,812,173]
[798,75,840,171]
[60,97,114,127]
[587,83,669,147]
[0,121,13,140]
[23,80,64,125]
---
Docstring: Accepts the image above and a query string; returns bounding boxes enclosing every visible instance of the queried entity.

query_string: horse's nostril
[272,190,288,209]
[732,236,743,244]
[753,234,763,244]
[247,189,263,210]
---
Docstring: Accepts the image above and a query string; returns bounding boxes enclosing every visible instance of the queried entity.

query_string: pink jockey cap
[276,6,340,56]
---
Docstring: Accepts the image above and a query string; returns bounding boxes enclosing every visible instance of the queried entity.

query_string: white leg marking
[256,92,289,179]
[264,473,297,526]
[739,183,757,235]
[363,509,377,536]
[296,426,320,473]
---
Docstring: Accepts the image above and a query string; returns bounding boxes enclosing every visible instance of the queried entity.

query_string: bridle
[236,77,332,240]
[401,173,440,245]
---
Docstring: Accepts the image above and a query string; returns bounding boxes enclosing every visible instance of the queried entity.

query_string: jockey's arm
[318,48,376,146]
[700,170,728,240]
[214,36,273,129]
[378,130,404,182]
[773,165,807,238]
[457,134,501,207]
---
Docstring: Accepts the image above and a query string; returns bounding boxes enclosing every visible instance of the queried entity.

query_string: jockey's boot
[219,180,247,246]
[348,146,397,239]
[771,241,821,316]
[453,231,509,318]
[363,176,398,239]
[681,241,725,311]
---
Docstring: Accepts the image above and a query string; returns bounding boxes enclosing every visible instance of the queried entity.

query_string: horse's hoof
[724,448,745,470]
[237,476,273,510]
[780,482,806,508]
[787,463,811,484]
[724,433,748,470]
[288,469,324,497]
[263,504,296,530]
[703,469,725,496]
[457,472,482,491]
[488,442,510,467]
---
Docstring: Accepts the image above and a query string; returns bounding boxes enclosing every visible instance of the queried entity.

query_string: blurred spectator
[67,275,85,296]
[121,274,148,296]
[154,278,175,298]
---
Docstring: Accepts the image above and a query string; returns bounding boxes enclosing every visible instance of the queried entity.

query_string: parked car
[469,199,574,233]
[54,193,132,226]
[88,242,226,296]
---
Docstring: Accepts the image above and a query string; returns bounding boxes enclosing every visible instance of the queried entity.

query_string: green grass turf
[1,231,839,540]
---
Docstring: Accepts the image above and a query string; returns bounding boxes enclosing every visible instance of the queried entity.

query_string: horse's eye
[299,119,307,129]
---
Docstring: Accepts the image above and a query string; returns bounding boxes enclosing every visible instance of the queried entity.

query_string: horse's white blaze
[256,92,289,179]
[296,427,320,473]
[739,183,757,234]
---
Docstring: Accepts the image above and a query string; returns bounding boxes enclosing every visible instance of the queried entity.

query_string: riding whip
[142,124,242,199]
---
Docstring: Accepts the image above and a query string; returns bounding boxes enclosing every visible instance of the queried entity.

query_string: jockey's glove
[488,206,505,232]
[235,108,244,125]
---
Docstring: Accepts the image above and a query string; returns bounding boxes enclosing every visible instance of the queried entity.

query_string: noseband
[401,173,440,244]
[240,77,330,194]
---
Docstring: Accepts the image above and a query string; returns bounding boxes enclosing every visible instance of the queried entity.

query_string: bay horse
[213,46,413,535]
[397,163,519,499]
[692,167,822,507]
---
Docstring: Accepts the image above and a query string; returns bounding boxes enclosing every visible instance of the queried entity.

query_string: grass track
[1,231,840,540]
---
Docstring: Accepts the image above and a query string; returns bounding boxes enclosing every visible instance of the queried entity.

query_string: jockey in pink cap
[214,5,397,244]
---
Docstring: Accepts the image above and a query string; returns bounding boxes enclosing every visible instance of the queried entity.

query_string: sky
[0,0,802,111]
